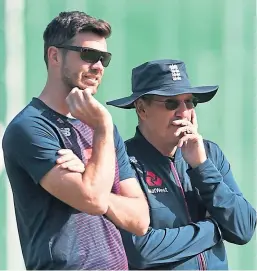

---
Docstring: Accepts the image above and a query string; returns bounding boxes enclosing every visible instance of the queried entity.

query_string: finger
[59,160,83,169]
[82,88,93,100]
[56,153,77,164]
[67,165,85,173]
[172,119,192,127]
[66,88,84,108]
[191,109,198,128]
[66,88,78,104]
[175,126,194,137]
[57,149,73,155]
[60,159,85,172]
[178,136,187,148]
[177,134,198,148]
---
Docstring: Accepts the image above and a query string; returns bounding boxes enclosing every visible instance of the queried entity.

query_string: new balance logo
[57,118,64,124]
[60,128,71,136]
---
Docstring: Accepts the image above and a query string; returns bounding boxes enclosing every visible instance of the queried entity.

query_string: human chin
[74,83,97,95]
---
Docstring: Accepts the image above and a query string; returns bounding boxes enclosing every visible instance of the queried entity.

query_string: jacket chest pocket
[147,192,177,228]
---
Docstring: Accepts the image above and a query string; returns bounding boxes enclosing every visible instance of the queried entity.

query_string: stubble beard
[61,65,79,94]
[61,68,100,95]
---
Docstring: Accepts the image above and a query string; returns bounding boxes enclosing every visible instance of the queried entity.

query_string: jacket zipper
[170,162,207,270]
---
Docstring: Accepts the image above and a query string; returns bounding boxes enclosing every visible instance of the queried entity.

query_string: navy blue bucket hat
[106,59,218,109]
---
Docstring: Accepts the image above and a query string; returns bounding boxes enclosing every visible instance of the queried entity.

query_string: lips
[84,77,98,85]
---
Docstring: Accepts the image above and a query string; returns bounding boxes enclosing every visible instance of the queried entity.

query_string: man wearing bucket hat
[107,59,257,270]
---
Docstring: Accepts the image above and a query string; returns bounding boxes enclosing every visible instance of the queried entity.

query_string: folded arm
[56,125,150,234]
[120,218,221,269]
[106,178,150,236]
[4,120,116,215]
[188,143,257,244]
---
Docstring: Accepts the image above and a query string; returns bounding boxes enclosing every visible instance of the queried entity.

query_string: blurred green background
[0,0,256,269]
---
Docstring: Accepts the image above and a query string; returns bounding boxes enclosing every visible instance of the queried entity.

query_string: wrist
[105,193,115,216]
[189,156,207,168]
[95,121,113,134]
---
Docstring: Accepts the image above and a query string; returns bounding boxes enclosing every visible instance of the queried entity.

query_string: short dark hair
[43,11,112,66]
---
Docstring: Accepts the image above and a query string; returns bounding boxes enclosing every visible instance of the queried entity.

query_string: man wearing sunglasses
[107,59,257,270]
[2,11,149,270]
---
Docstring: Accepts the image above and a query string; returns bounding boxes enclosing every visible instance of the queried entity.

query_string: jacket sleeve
[120,218,221,269]
[187,142,257,245]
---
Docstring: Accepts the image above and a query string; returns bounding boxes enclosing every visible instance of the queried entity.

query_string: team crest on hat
[106,59,219,109]
[169,64,181,81]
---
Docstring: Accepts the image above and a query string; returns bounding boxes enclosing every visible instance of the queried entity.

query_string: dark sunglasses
[54,45,112,67]
[150,97,199,110]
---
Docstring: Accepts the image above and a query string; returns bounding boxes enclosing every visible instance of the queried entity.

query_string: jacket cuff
[186,158,223,189]
[187,158,214,174]
[206,217,223,241]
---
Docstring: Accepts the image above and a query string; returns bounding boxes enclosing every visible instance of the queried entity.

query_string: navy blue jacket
[120,128,256,270]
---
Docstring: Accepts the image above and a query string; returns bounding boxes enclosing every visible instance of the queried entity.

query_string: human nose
[90,59,104,72]
[174,101,188,118]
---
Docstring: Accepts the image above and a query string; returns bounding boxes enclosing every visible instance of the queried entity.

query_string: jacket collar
[133,126,183,163]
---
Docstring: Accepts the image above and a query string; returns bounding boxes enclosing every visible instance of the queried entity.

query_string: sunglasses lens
[165,98,198,110]
[165,100,180,110]
[193,98,198,107]
[80,49,111,67]
[186,98,198,109]
[99,53,111,67]
[80,50,100,63]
